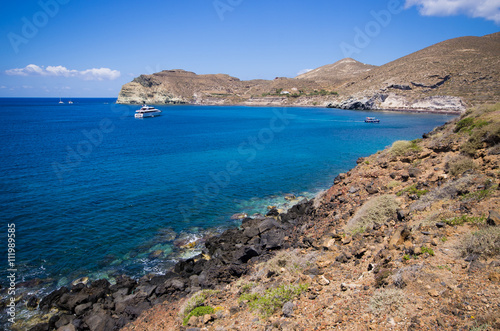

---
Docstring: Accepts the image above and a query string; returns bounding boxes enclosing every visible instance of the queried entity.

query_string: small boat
[365,117,380,123]
[59,98,64,104]
[68,100,73,104]
[135,105,162,118]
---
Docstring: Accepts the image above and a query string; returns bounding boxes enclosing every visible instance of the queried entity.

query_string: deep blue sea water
[0,98,456,290]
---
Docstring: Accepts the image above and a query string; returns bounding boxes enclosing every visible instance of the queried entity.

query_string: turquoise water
[0,98,456,288]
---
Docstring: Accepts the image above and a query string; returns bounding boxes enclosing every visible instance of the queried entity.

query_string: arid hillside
[295,58,377,86]
[117,33,499,112]
[330,32,500,110]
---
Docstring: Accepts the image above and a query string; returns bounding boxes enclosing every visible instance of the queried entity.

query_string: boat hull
[134,111,161,118]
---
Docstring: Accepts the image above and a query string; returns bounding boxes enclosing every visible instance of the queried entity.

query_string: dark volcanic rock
[39,286,69,310]
[487,210,500,226]
[83,313,116,331]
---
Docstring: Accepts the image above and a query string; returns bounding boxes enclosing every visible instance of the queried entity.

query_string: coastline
[117,100,465,115]
[2,105,467,331]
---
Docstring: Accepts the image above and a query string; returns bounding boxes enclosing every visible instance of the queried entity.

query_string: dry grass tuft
[446,156,477,177]
[459,227,500,258]
[345,195,399,233]
[390,140,420,156]
[369,288,407,316]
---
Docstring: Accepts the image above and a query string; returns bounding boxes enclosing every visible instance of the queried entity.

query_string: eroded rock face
[327,94,465,113]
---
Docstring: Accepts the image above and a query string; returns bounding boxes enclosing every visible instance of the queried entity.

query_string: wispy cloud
[405,0,500,24]
[297,69,313,76]
[5,64,121,81]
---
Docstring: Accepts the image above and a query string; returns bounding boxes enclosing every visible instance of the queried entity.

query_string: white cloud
[0,86,6,89]
[297,69,313,76]
[22,85,33,89]
[405,0,500,24]
[5,64,121,81]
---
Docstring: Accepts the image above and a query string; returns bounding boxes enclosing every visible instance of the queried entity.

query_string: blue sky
[0,0,498,97]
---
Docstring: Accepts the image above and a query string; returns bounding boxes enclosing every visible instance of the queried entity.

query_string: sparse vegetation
[437,265,452,271]
[369,288,407,316]
[454,117,475,133]
[180,289,219,321]
[470,323,491,331]
[460,181,498,202]
[446,156,477,176]
[183,306,214,325]
[239,283,308,318]
[256,249,315,277]
[390,140,421,156]
[421,246,435,256]
[460,227,500,258]
[387,180,401,189]
[443,215,486,226]
[396,184,429,198]
[345,195,399,233]
[350,226,366,236]
[240,282,256,294]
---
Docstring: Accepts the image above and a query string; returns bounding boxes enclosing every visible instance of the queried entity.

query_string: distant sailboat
[59,98,64,104]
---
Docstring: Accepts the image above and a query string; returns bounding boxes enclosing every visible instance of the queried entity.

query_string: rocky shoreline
[21,199,316,331]
[12,103,500,330]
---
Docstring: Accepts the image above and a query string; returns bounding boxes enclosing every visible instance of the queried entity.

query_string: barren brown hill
[118,32,500,112]
[330,32,500,110]
[117,69,327,106]
[295,58,377,86]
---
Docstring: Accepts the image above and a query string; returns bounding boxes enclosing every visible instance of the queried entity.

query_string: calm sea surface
[0,98,456,289]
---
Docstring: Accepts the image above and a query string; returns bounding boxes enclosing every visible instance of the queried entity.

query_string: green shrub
[183,306,214,325]
[455,116,491,134]
[460,227,500,258]
[460,183,498,202]
[446,156,477,176]
[454,117,475,133]
[180,289,219,319]
[240,282,256,294]
[420,246,434,256]
[396,184,429,198]
[345,195,399,233]
[239,283,308,318]
[461,129,486,155]
[443,215,486,226]
[390,140,421,156]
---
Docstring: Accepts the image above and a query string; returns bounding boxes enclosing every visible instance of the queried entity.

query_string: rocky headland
[117,32,500,113]
[18,102,500,330]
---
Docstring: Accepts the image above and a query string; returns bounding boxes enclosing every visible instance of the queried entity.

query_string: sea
[0,98,456,293]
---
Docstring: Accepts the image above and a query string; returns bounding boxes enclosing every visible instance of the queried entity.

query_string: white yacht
[135,105,162,118]
[59,98,64,104]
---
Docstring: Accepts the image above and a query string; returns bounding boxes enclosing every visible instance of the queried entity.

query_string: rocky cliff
[118,32,499,112]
